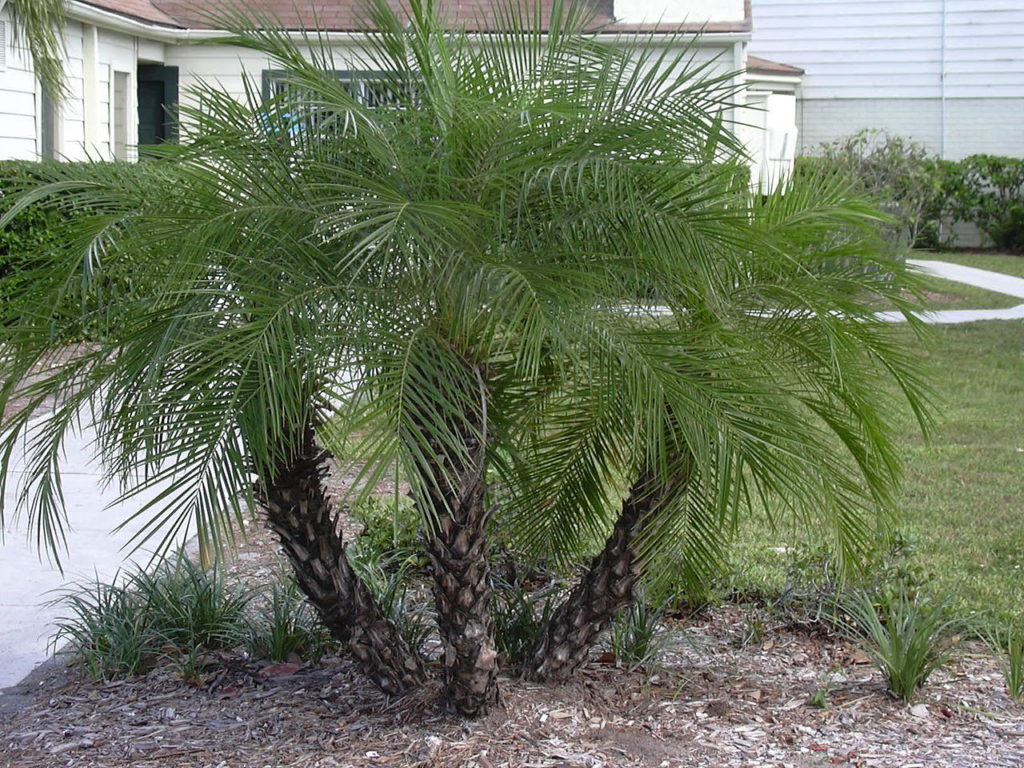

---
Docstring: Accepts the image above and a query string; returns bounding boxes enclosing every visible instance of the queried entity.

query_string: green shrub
[947,155,1024,253]
[802,130,948,249]
[348,495,421,566]
[0,160,159,339]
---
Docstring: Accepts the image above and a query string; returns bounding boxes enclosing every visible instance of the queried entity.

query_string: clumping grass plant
[611,596,672,671]
[985,626,1024,702]
[51,553,251,679]
[244,580,331,663]
[841,586,955,701]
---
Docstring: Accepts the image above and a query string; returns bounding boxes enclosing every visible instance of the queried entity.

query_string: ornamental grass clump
[841,587,955,701]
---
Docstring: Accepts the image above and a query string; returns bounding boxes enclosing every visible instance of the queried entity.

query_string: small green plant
[348,496,421,566]
[51,552,251,680]
[984,626,1024,702]
[840,586,955,701]
[51,576,156,679]
[807,668,840,710]
[348,547,431,654]
[136,555,251,650]
[491,576,555,669]
[611,596,671,671]
[245,579,331,663]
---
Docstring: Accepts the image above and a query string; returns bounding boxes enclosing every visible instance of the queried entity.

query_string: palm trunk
[261,424,427,696]
[525,472,661,683]
[417,364,500,717]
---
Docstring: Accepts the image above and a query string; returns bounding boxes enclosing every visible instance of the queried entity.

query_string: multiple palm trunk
[260,417,681,717]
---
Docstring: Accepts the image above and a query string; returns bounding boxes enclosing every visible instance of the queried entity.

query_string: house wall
[0,8,39,160]
[750,0,1024,158]
[0,9,153,162]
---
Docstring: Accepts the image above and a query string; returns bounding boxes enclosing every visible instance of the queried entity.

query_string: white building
[0,0,802,189]
[750,0,1024,159]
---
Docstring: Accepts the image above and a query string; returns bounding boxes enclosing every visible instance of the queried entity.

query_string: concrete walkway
[0,419,190,692]
[1,257,1021,698]
[880,259,1024,325]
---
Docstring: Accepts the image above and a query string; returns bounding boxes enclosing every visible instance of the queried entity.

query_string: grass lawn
[913,272,1022,309]
[727,319,1024,627]
[920,250,1024,279]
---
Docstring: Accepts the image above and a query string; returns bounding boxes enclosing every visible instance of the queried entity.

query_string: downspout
[939,0,947,159]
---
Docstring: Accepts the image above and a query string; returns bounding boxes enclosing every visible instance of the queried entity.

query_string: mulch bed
[2,530,1022,768]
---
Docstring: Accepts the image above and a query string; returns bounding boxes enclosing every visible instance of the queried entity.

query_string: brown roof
[79,0,183,27]
[746,55,804,76]
[78,1,751,33]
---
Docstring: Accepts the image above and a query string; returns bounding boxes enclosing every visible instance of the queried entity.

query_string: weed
[840,586,955,701]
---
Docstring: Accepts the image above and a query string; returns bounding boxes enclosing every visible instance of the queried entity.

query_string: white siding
[750,0,1024,157]
[97,29,140,162]
[0,8,39,160]
[751,0,1024,100]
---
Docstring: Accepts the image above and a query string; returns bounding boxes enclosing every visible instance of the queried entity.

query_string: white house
[0,0,802,188]
[749,0,1024,159]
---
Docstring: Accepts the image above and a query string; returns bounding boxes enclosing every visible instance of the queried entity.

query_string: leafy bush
[348,495,421,566]
[803,130,948,249]
[0,160,159,339]
[946,155,1024,253]
[840,586,955,701]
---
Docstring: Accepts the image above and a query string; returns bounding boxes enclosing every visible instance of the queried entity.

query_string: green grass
[913,273,1021,310]
[728,320,1024,626]
[924,250,1024,279]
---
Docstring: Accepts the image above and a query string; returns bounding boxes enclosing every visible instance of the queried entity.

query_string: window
[113,70,131,160]
[40,84,60,160]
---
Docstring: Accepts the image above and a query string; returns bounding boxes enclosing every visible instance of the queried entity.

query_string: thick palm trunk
[261,425,427,696]
[525,473,661,683]
[417,365,500,717]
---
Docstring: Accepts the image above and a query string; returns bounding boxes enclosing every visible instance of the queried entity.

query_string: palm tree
[0,0,930,716]
[5,0,68,98]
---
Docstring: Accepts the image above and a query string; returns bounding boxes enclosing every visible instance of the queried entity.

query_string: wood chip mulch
[0,462,1021,767]
[2,544,1022,768]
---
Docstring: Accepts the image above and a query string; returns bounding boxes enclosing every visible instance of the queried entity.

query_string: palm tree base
[263,433,427,696]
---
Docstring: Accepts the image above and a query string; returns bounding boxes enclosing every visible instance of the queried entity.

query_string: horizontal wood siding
[750,0,1024,100]
[0,9,39,160]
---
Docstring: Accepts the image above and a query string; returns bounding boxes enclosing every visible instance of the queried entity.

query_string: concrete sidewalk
[880,259,1024,325]
[0,419,191,692]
